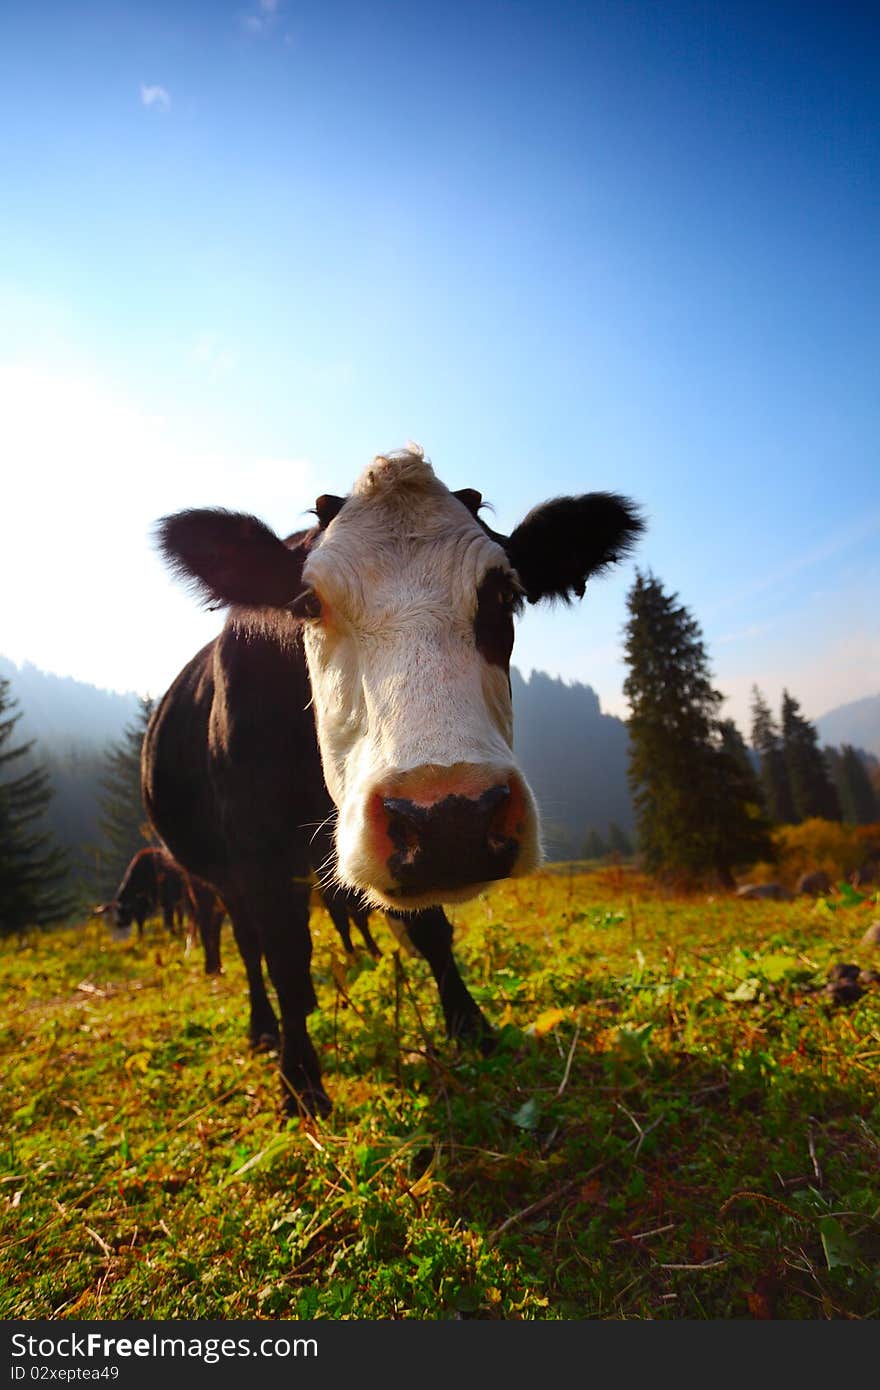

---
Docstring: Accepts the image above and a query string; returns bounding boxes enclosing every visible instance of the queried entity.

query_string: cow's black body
[106,846,224,971]
[110,847,186,938]
[143,626,481,1112]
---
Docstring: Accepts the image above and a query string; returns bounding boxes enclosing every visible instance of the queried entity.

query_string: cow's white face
[157,445,643,914]
[299,451,540,910]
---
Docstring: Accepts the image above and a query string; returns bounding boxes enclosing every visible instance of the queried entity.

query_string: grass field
[1,868,879,1320]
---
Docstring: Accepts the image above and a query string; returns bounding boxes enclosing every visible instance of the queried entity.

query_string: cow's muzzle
[381,780,521,897]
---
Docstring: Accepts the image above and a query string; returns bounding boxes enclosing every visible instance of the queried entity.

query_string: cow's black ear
[314,494,346,528]
[506,493,644,603]
[453,487,483,517]
[156,509,307,609]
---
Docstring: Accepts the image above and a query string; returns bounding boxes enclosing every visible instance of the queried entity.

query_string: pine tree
[96,696,155,897]
[834,744,880,824]
[823,745,843,806]
[750,686,795,824]
[714,717,776,866]
[623,573,774,886]
[582,827,609,860]
[607,822,633,857]
[0,677,73,936]
[781,690,841,822]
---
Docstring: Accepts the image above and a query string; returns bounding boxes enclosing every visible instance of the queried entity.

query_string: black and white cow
[143,446,642,1115]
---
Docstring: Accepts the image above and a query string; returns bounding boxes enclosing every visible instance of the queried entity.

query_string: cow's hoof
[449,1010,496,1056]
[281,1081,332,1119]
[250,1028,280,1052]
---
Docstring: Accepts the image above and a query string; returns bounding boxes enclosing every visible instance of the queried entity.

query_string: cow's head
[107,895,143,929]
[158,447,642,910]
[93,899,135,938]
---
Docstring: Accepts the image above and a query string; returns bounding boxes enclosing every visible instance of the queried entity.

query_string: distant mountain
[816,693,880,759]
[511,668,633,858]
[0,655,140,751]
[0,656,143,902]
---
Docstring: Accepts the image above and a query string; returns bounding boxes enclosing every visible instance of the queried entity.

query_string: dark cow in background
[97,846,227,974]
[144,445,642,1115]
[97,847,186,939]
[796,870,833,897]
[100,843,378,990]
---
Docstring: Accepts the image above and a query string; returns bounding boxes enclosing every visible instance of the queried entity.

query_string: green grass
[1,868,879,1320]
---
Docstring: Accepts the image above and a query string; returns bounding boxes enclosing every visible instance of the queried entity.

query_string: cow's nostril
[383,798,424,861]
[480,783,510,813]
[382,797,428,827]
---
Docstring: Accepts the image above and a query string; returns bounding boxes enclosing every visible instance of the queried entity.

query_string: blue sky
[1,0,877,733]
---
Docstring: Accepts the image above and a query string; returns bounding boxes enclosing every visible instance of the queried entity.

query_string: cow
[735,882,793,901]
[796,869,832,897]
[143,445,643,1115]
[97,846,227,970]
[100,845,376,985]
[97,846,187,939]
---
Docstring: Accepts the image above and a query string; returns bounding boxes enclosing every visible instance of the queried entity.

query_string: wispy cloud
[241,0,281,35]
[706,511,880,619]
[715,620,776,646]
[140,84,171,113]
[240,0,293,42]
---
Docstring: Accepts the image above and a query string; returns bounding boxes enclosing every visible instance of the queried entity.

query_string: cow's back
[117,846,159,901]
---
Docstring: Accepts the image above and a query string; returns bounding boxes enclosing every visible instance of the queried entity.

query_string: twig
[555,1024,581,1099]
[807,1121,824,1186]
[657,1257,727,1271]
[395,953,434,1053]
[405,1047,468,1093]
[487,1152,620,1249]
[394,950,403,1089]
[611,1222,676,1245]
[85,1226,112,1259]
[487,1176,584,1248]
[614,1102,663,1159]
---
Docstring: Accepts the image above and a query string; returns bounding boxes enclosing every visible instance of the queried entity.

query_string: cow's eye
[289,587,323,621]
[490,578,522,615]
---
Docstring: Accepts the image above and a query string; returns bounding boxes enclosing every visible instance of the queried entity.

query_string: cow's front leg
[389,907,494,1054]
[240,879,330,1118]
[224,908,279,1048]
